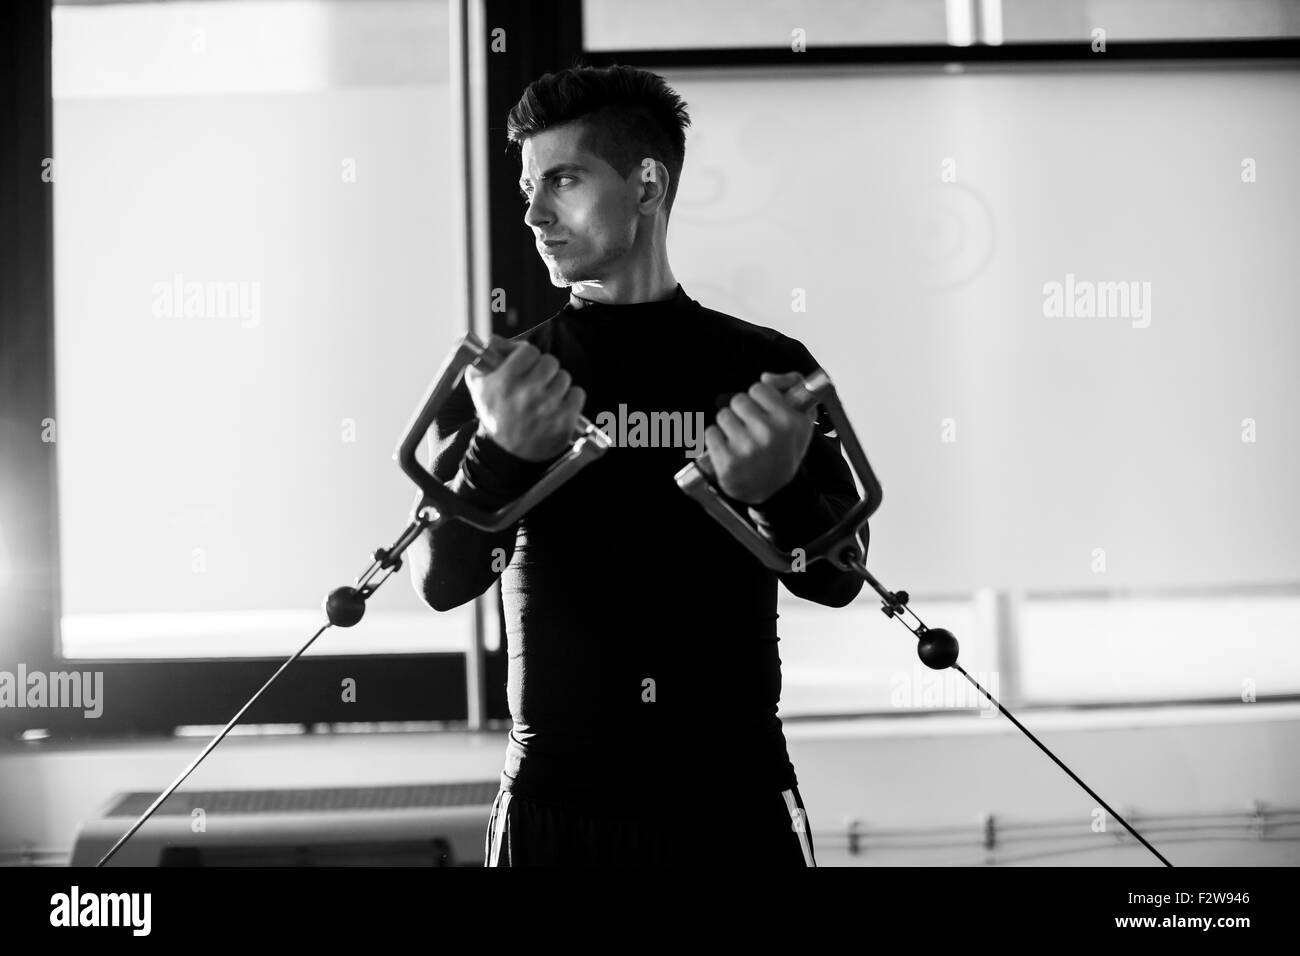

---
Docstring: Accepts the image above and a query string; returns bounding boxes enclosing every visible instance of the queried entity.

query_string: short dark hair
[506,64,692,220]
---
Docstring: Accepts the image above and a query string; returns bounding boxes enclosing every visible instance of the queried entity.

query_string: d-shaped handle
[394,332,612,531]
[674,370,882,573]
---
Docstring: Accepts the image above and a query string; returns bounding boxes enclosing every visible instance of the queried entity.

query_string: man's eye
[520,177,574,203]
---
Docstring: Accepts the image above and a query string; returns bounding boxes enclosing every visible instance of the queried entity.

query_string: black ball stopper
[325,586,367,628]
[917,627,959,670]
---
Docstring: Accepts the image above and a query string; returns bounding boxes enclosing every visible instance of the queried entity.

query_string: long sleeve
[745,337,869,608]
[407,377,561,612]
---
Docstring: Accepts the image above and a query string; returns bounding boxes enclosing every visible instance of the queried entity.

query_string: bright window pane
[778,594,990,717]
[1000,0,1300,42]
[1019,593,1300,702]
[583,0,950,50]
[52,0,468,658]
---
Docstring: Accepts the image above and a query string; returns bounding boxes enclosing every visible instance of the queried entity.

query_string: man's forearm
[411,428,558,612]
[746,466,866,608]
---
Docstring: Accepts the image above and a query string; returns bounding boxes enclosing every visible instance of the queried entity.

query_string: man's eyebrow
[518,163,588,189]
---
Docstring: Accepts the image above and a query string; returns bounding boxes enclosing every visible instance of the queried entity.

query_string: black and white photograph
[1,0,1297,931]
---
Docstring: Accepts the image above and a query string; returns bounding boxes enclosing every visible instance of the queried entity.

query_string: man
[409,64,867,866]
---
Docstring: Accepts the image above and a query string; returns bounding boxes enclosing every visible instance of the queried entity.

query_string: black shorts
[483,785,817,867]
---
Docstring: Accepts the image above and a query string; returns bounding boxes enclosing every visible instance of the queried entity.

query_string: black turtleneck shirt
[412,284,866,815]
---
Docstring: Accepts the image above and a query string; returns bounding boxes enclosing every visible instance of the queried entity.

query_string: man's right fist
[463,335,587,462]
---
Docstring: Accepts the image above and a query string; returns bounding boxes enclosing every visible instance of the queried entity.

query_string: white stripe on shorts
[782,789,815,867]
[486,790,512,867]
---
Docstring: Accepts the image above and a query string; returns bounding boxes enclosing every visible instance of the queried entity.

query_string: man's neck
[568,272,678,308]
[567,231,678,306]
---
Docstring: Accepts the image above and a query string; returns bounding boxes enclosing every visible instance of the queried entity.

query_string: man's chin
[545,266,598,289]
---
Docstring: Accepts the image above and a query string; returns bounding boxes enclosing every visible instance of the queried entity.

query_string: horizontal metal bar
[583,38,1300,68]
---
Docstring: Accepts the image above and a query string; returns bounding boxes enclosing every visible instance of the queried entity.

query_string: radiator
[69,781,499,866]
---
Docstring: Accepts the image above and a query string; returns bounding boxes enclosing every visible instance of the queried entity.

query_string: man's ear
[637,157,669,211]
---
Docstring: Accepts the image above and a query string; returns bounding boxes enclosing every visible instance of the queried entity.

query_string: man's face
[518,123,642,287]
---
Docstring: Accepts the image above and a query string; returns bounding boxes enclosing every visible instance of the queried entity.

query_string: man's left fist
[704,371,819,505]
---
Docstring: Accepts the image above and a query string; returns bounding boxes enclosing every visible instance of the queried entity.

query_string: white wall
[3,703,1298,866]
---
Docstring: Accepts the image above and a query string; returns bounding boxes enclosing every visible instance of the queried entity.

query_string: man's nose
[523,193,552,229]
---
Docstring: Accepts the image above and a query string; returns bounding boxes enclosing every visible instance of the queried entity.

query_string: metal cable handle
[396,331,613,531]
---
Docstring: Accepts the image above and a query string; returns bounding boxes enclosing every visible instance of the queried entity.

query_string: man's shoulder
[692,298,819,374]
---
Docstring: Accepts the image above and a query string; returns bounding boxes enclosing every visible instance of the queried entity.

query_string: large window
[52,0,468,660]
